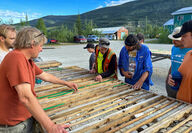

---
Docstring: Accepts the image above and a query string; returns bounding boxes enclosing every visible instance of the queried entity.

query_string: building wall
[174,13,192,26]
[164,25,174,33]
[117,27,128,40]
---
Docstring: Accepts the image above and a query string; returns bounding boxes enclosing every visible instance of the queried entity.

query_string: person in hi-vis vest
[91,37,117,82]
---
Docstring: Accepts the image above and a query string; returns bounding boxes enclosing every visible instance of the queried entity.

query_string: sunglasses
[35,32,44,38]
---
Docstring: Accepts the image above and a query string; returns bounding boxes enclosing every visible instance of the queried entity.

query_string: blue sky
[0,0,135,24]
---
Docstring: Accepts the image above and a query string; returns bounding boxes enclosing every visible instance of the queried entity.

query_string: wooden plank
[166,115,192,133]
[39,81,124,109]
[103,100,175,133]
[184,126,192,133]
[71,95,163,133]
[69,93,154,128]
[141,105,192,133]
[34,65,192,133]
[57,92,150,125]
[88,98,168,133]
[39,79,121,104]
[50,87,137,122]
[35,60,62,69]
[45,84,133,116]
[124,102,182,133]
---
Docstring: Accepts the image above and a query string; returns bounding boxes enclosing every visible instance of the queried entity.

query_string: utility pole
[145,16,148,37]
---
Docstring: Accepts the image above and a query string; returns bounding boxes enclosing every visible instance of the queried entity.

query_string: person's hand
[168,74,175,87]
[95,75,102,82]
[122,71,133,79]
[89,69,96,74]
[66,82,78,93]
[48,124,70,133]
[133,80,143,90]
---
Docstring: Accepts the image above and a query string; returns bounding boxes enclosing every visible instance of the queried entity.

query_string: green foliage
[135,24,162,39]
[83,20,93,36]
[47,25,74,42]
[18,13,30,27]
[136,25,172,44]
[20,19,26,26]
[74,15,101,37]
[82,19,102,37]
[135,27,144,34]
[25,13,29,26]
[46,18,100,43]
[73,24,78,35]
[145,24,162,38]
[158,28,172,44]
[75,14,83,35]
[36,18,47,36]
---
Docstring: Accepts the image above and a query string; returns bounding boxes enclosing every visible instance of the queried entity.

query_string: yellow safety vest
[97,51,104,74]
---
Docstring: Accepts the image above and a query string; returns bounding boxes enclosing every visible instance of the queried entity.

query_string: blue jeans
[0,117,34,133]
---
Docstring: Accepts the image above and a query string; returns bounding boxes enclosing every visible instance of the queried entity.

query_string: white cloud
[0,9,41,24]
[106,0,136,6]
[96,0,136,9]
[96,5,104,9]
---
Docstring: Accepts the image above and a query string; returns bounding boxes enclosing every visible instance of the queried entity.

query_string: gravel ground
[150,59,171,96]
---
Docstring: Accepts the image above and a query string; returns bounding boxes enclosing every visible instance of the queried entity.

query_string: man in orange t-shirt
[0,27,78,133]
[170,20,192,103]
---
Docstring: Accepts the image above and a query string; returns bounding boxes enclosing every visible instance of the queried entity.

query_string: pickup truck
[87,35,99,42]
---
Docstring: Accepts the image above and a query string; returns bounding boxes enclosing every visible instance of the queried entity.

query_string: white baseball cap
[168,27,182,41]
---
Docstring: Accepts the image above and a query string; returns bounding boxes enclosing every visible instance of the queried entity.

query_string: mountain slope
[29,0,192,29]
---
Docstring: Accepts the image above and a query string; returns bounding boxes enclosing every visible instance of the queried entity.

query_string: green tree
[73,23,78,36]
[135,26,144,34]
[47,25,75,43]
[82,19,102,37]
[25,13,29,26]
[83,20,94,37]
[158,27,172,44]
[19,19,25,26]
[75,14,83,35]
[36,18,47,36]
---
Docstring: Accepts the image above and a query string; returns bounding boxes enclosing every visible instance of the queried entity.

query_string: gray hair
[0,24,16,38]
[14,27,47,49]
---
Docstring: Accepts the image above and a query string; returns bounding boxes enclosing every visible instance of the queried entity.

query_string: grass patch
[145,39,172,44]
[145,39,160,44]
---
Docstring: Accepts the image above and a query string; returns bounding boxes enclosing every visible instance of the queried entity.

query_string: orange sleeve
[6,55,31,87]
[34,63,43,75]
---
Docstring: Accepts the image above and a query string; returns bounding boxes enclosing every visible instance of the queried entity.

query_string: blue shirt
[171,46,192,75]
[118,44,153,90]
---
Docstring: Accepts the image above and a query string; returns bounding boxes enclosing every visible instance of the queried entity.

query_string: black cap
[84,43,95,49]
[173,20,192,38]
[125,34,139,46]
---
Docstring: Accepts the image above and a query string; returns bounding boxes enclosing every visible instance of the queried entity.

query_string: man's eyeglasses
[35,32,44,38]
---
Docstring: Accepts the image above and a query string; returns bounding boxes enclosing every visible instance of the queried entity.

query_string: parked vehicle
[48,39,58,43]
[74,35,87,43]
[87,35,99,42]
[105,35,113,40]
